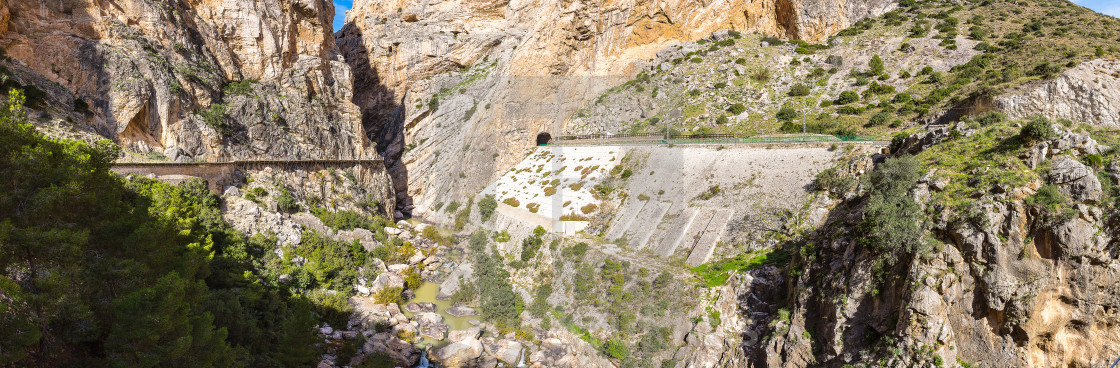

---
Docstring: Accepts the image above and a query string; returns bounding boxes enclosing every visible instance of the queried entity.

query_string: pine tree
[869,54,885,75]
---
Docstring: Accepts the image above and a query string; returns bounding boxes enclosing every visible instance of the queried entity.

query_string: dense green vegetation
[464,231,525,329]
[0,90,327,366]
[478,194,498,222]
[691,249,792,287]
[858,155,926,280]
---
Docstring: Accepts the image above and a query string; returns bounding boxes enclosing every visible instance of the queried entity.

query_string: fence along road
[545,133,890,146]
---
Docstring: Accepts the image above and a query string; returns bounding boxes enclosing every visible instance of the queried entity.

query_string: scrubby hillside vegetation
[573,0,1120,137]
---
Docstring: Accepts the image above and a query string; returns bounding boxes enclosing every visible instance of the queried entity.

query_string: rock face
[995,59,1120,127]
[755,125,1120,367]
[1049,156,1102,204]
[337,0,896,216]
[0,0,372,160]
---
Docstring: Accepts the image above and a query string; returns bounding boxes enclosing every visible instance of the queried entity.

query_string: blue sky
[1074,0,1120,18]
[329,0,1117,31]
[333,0,353,31]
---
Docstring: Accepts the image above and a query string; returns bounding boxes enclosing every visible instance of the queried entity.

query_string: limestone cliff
[0,0,369,161]
[755,124,1120,367]
[338,0,896,217]
[996,59,1120,128]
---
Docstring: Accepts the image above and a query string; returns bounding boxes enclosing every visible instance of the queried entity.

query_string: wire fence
[547,133,884,146]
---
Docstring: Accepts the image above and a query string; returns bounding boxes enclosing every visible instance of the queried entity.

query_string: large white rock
[433,333,484,367]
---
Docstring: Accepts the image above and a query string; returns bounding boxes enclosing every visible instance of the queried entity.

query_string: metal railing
[546,133,884,146]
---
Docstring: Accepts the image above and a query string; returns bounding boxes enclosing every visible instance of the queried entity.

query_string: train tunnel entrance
[536,132,552,146]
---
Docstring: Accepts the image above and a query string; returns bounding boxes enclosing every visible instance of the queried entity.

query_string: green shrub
[223,79,258,95]
[373,287,404,305]
[727,103,747,115]
[277,187,301,213]
[708,310,722,328]
[835,91,860,105]
[454,197,473,230]
[859,156,925,278]
[868,82,895,95]
[868,112,893,127]
[691,249,790,287]
[815,166,855,195]
[521,234,543,262]
[868,55,885,75]
[776,106,798,123]
[1029,61,1062,78]
[450,278,477,304]
[751,68,771,82]
[479,195,498,221]
[492,230,511,242]
[1020,116,1055,142]
[975,111,1006,126]
[312,208,385,232]
[1027,185,1078,227]
[603,339,629,360]
[562,242,589,260]
[788,83,811,97]
[200,103,231,136]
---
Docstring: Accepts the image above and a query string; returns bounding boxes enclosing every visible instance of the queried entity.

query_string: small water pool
[400,282,478,347]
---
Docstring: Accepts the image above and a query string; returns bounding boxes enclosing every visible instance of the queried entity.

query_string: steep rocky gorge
[0,0,369,161]
[336,0,897,217]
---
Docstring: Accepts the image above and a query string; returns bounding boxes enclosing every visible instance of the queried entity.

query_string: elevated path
[111,158,384,192]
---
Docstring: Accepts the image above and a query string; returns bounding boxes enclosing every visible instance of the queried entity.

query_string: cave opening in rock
[536,132,552,146]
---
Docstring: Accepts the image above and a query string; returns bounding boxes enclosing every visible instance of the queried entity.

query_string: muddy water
[401,282,477,347]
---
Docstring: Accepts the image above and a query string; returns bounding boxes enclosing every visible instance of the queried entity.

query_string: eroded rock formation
[996,59,1120,127]
[0,0,370,160]
[337,0,896,217]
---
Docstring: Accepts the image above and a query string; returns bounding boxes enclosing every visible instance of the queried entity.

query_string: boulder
[447,306,479,317]
[408,251,427,265]
[709,29,732,41]
[448,328,482,341]
[482,337,523,364]
[388,264,413,274]
[370,272,405,293]
[416,312,448,340]
[405,302,436,313]
[438,263,475,300]
[1050,218,1097,259]
[363,332,421,367]
[1049,156,1102,204]
[432,333,484,367]
[392,322,419,340]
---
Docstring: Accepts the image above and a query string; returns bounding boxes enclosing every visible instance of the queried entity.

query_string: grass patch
[691,249,791,287]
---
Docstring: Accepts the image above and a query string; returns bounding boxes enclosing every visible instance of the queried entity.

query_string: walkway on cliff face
[111,158,386,192]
